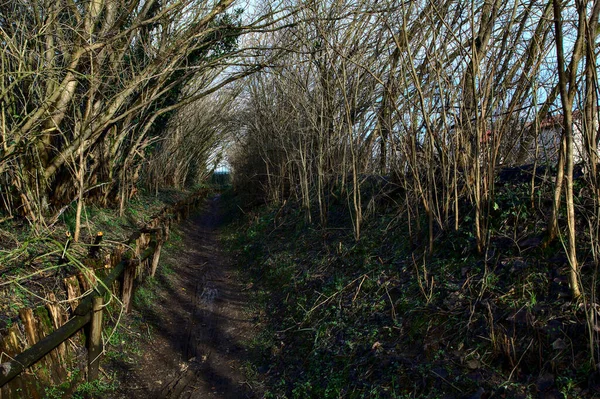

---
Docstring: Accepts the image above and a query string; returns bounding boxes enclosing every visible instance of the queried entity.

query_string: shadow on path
[108,195,256,399]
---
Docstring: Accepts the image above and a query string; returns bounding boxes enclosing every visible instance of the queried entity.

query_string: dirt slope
[108,195,256,399]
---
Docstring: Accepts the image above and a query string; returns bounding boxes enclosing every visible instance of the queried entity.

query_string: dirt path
[109,195,256,399]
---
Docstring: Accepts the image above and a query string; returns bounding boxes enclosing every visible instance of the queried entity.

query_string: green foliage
[45,371,117,399]
[134,277,159,308]
[43,368,80,399]
[72,377,118,398]
[44,384,69,399]
[105,323,143,363]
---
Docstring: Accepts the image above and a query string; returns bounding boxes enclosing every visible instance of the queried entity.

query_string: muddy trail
[108,195,256,399]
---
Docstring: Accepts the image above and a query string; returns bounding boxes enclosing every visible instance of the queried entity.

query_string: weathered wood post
[122,258,137,313]
[151,228,164,278]
[46,293,67,363]
[88,296,103,381]
[18,309,39,348]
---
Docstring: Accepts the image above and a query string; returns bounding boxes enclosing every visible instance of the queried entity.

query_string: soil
[107,195,256,399]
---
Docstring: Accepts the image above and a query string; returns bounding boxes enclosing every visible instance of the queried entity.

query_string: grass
[0,187,209,397]
[43,369,118,399]
[134,278,159,308]
[104,321,145,363]
[72,377,119,398]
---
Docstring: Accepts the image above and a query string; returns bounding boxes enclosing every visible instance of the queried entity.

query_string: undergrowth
[225,180,599,398]
[0,189,191,326]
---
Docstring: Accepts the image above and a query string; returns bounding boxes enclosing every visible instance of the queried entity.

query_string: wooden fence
[0,190,207,398]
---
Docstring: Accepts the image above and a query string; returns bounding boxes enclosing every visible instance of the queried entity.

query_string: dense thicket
[0,0,261,227]
[230,0,600,299]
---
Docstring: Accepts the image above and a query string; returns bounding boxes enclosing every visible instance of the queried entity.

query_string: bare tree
[0,0,279,224]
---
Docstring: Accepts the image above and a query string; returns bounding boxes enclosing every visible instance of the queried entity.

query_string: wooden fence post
[0,191,205,392]
[151,231,164,278]
[88,296,103,382]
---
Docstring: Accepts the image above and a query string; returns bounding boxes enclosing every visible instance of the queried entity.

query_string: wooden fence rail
[0,190,207,395]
